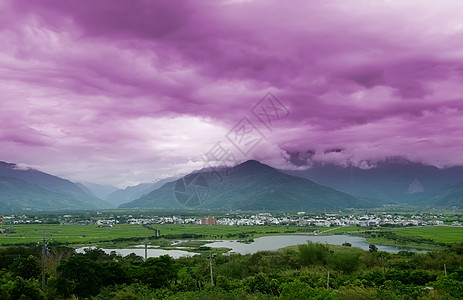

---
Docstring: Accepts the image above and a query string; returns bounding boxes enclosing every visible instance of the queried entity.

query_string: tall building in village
[201,216,217,225]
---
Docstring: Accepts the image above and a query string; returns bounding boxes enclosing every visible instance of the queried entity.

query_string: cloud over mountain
[1,0,463,185]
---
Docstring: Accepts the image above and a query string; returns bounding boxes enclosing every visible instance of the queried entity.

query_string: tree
[432,276,463,299]
[100,261,129,287]
[56,254,102,298]
[134,255,180,289]
[0,246,41,269]
[280,280,336,300]
[92,283,157,300]
[8,277,45,300]
[369,244,378,253]
[329,251,361,274]
[245,273,279,296]
[216,275,231,291]
[9,255,41,279]
[84,248,110,261]
[298,242,329,266]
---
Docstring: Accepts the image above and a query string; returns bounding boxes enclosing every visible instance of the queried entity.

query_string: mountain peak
[235,160,275,173]
[121,158,370,210]
[238,160,264,167]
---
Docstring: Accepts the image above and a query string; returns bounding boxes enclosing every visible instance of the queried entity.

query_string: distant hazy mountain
[414,181,463,207]
[121,160,372,210]
[78,182,118,200]
[107,177,179,207]
[0,176,108,212]
[0,161,112,212]
[284,157,463,205]
[74,182,95,196]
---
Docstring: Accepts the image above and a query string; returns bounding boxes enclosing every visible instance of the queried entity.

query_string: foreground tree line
[1,242,463,299]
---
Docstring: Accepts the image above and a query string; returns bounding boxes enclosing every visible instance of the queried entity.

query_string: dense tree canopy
[1,242,463,299]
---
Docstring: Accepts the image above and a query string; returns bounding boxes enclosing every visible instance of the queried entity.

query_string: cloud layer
[1,0,463,186]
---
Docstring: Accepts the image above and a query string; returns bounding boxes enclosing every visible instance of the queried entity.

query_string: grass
[6,224,458,250]
[0,224,154,246]
[0,224,323,247]
[320,226,362,234]
[146,224,319,238]
[364,226,463,249]
[282,242,365,255]
[389,226,463,243]
[364,237,443,250]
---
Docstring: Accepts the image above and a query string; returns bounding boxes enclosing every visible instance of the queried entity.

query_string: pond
[75,246,198,259]
[203,234,425,254]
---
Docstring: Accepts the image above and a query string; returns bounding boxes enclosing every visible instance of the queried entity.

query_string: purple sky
[2,0,463,187]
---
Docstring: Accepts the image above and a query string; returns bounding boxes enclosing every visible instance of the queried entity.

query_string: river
[203,234,423,254]
[76,234,423,258]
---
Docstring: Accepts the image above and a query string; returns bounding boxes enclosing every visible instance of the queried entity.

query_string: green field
[0,224,154,246]
[0,224,320,247]
[145,224,315,237]
[321,226,361,234]
[3,224,460,249]
[389,226,463,243]
[364,226,463,249]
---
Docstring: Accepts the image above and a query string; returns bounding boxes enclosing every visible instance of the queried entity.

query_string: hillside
[106,177,179,207]
[121,160,372,210]
[79,182,118,200]
[0,176,106,212]
[284,158,463,204]
[418,181,463,207]
[0,161,112,211]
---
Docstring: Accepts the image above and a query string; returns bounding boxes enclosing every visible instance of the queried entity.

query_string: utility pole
[327,271,330,289]
[209,253,214,286]
[144,238,148,261]
[41,231,47,291]
[381,254,385,272]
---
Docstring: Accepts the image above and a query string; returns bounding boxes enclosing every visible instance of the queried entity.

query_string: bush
[279,280,336,300]
[298,242,329,266]
[93,283,159,300]
[329,252,361,274]
[336,286,376,300]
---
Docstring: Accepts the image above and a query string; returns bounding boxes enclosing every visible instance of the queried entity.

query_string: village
[1,211,461,230]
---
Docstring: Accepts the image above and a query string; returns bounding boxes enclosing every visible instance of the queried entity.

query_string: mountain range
[103,177,179,207]
[412,181,463,207]
[1,158,463,213]
[0,162,111,212]
[284,157,463,206]
[120,160,372,210]
[76,182,118,201]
